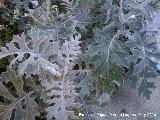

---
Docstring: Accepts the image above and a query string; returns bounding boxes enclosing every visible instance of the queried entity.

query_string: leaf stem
[119,0,124,23]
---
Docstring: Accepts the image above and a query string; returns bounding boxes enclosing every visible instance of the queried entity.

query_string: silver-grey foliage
[0,0,160,120]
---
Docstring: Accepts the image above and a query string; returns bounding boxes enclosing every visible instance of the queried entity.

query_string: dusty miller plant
[0,0,160,120]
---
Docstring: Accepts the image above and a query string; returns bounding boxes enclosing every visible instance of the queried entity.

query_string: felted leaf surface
[87,27,130,72]
[124,29,159,99]
[59,34,81,66]
[0,68,39,120]
[77,79,90,97]
[28,2,78,38]
[0,27,61,77]
[69,0,92,31]
[38,31,82,120]
[41,72,81,120]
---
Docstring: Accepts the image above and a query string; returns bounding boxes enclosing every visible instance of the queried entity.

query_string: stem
[104,22,115,30]
[106,32,120,74]
[139,37,146,74]
[46,0,50,20]
[61,66,68,120]
[119,0,124,23]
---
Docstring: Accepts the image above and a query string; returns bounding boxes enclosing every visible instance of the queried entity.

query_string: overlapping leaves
[0,68,39,120]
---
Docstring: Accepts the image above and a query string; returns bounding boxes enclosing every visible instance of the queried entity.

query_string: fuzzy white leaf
[0,27,61,77]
